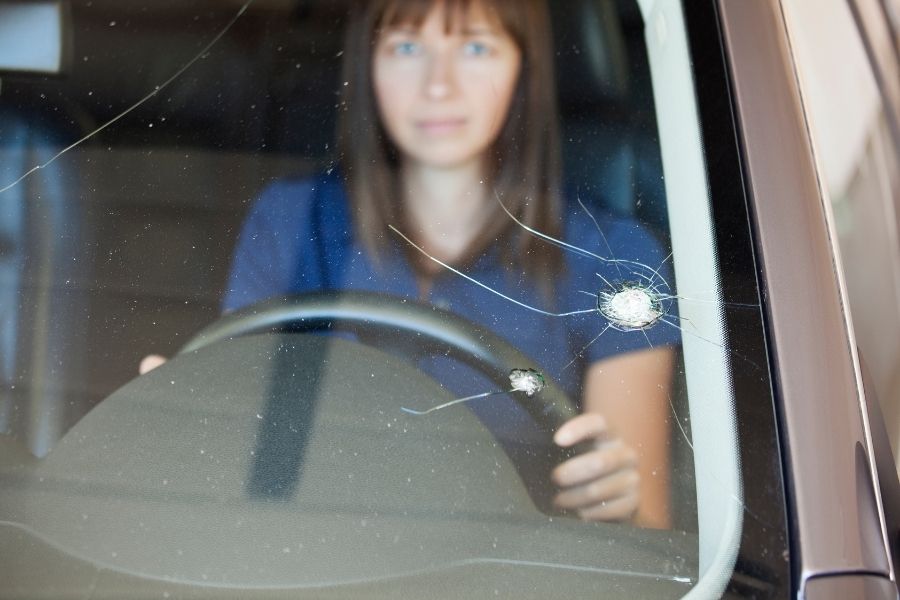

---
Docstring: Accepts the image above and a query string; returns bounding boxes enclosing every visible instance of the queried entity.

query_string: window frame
[716,0,897,595]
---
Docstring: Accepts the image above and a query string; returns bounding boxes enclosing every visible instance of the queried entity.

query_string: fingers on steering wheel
[553,464,640,510]
[553,412,608,447]
[139,354,167,375]
[551,439,637,487]
[575,491,640,522]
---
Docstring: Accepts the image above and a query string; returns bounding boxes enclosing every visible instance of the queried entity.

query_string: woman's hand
[139,354,167,375]
[551,413,640,522]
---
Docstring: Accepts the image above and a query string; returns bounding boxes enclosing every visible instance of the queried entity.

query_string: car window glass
[0,0,776,596]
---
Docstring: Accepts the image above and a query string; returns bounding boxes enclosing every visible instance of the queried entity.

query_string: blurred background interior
[0,0,671,457]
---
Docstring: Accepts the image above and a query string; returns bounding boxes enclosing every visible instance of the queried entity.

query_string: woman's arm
[552,346,675,528]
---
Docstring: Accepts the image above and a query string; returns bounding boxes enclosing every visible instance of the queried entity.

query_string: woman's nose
[424,51,456,99]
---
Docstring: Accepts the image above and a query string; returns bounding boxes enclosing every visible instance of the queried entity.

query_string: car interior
[0,0,670,453]
[0,0,709,597]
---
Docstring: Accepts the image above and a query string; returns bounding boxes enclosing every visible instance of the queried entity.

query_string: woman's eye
[392,41,422,56]
[462,41,492,57]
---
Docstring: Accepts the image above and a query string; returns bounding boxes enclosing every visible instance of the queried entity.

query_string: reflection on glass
[784,0,900,466]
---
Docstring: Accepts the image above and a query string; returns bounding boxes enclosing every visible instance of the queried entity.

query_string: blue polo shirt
[223,172,680,440]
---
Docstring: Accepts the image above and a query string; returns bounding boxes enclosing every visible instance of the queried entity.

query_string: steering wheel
[180,290,580,431]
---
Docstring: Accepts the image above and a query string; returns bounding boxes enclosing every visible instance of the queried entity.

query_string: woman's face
[372,2,522,171]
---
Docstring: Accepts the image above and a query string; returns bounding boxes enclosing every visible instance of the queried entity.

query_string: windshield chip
[401,368,545,415]
[508,368,545,396]
[598,282,664,330]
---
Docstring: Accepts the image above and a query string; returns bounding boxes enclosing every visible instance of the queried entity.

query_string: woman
[155,0,677,527]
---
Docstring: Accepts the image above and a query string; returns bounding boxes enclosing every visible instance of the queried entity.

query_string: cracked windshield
[0,0,771,597]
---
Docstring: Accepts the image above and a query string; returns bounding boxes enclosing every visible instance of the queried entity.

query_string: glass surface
[0,0,778,597]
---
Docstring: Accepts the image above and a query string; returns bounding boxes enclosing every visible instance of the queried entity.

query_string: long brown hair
[337,0,562,282]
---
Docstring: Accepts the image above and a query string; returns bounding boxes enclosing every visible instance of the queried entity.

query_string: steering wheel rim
[180,290,579,431]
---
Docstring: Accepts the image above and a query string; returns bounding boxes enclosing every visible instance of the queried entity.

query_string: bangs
[377,0,521,37]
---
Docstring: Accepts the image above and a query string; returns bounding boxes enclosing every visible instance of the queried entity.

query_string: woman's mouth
[416,117,467,134]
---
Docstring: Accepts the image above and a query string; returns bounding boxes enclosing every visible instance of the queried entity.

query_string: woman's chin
[403,148,488,172]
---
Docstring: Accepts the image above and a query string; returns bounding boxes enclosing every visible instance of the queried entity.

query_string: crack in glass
[0,0,256,196]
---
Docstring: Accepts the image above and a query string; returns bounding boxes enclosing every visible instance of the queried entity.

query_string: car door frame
[716,0,899,596]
